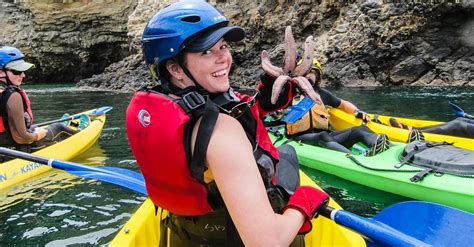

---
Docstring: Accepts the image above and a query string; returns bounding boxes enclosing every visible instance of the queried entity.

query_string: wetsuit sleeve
[315,86,341,108]
[6,92,36,144]
[256,73,295,114]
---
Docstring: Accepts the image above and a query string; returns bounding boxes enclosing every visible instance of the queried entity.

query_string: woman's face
[185,38,233,93]
[6,70,25,86]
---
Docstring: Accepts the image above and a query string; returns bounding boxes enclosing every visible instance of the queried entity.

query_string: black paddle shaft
[0,147,50,165]
[33,116,77,128]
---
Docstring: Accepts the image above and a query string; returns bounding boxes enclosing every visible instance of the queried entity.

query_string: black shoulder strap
[189,99,219,183]
[172,90,222,201]
[1,87,14,131]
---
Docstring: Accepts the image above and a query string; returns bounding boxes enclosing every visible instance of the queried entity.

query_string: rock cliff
[0,0,136,83]
[1,0,472,88]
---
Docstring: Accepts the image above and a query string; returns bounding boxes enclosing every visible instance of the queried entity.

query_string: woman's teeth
[212,70,227,77]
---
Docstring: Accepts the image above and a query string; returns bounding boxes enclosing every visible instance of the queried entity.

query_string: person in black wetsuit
[390,116,474,140]
[284,59,390,156]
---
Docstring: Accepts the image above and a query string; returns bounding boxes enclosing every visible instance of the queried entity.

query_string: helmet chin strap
[178,60,202,90]
[0,70,13,85]
[171,61,241,109]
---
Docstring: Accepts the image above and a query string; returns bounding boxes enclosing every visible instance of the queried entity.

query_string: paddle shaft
[33,106,113,128]
[319,206,429,246]
[33,115,79,128]
[0,148,50,164]
[0,147,147,195]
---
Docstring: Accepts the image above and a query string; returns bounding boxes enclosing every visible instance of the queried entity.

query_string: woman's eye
[221,44,228,50]
[202,50,212,55]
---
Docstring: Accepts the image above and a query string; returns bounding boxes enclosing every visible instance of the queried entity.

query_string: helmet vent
[181,16,200,23]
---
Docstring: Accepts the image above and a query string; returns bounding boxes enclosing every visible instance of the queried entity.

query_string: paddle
[449,102,473,119]
[282,96,315,123]
[0,147,147,195]
[320,201,473,246]
[33,106,113,128]
[3,148,472,246]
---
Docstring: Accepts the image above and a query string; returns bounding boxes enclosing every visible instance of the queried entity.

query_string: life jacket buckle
[181,91,206,111]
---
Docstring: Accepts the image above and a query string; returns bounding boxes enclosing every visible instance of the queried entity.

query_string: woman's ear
[166,61,183,81]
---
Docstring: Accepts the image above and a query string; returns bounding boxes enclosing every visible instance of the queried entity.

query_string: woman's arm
[192,114,304,246]
[338,99,358,114]
[6,92,37,144]
[338,99,371,121]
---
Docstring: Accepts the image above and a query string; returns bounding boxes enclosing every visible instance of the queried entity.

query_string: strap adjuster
[181,91,206,111]
[410,169,432,182]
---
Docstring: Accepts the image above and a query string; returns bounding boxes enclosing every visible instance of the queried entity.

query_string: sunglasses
[217,92,258,118]
[8,70,24,76]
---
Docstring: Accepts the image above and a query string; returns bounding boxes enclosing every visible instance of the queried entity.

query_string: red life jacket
[126,88,280,216]
[0,86,33,133]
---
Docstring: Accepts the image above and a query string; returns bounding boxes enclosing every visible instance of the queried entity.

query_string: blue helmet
[0,46,25,69]
[142,0,244,79]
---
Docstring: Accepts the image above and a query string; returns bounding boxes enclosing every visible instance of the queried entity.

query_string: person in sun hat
[0,46,78,158]
[0,46,48,152]
[126,1,330,246]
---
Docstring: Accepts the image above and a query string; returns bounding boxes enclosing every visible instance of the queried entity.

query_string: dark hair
[159,52,187,84]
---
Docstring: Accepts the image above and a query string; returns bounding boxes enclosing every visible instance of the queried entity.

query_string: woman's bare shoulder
[5,91,23,110]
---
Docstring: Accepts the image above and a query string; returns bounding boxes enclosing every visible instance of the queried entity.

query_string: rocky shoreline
[1,0,472,90]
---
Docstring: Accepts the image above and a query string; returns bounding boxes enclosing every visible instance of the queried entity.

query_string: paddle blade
[372,201,474,246]
[90,106,113,116]
[449,102,466,118]
[99,166,146,182]
[282,96,315,123]
[48,159,147,195]
[68,170,147,195]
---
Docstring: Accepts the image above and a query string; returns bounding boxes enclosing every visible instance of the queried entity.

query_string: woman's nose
[216,50,229,63]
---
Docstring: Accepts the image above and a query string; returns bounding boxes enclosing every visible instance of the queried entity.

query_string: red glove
[282,186,329,234]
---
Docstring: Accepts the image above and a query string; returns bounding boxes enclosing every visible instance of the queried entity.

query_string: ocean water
[0,85,472,245]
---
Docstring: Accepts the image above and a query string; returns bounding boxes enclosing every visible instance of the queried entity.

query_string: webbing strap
[190,99,219,184]
[410,168,433,182]
[1,87,12,130]
[159,209,168,247]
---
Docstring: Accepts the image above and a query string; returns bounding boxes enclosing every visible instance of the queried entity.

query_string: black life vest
[0,85,34,147]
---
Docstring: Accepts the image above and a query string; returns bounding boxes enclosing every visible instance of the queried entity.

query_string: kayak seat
[400,141,474,176]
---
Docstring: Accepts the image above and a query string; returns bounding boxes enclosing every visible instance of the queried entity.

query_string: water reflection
[0,85,472,244]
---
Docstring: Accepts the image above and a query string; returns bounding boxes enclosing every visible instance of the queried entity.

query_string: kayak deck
[269,131,474,213]
[329,108,474,150]
[110,171,365,246]
[0,109,106,191]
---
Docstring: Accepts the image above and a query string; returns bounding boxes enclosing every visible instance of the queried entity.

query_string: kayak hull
[269,132,474,213]
[0,109,106,191]
[329,108,474,150]
[110,171,365,246]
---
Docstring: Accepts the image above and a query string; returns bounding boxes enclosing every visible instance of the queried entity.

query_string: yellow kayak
[0,109,106,191]
[329,108,474,150]
[110,171,365,246]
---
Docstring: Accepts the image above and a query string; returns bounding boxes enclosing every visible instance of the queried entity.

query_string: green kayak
[268,130,474,213]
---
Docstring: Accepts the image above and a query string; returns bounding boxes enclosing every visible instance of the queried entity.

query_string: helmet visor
[184,26,245,52]
[5,59,34,72]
